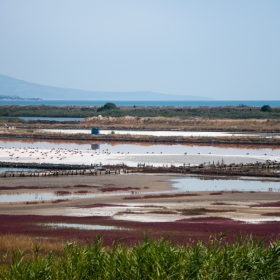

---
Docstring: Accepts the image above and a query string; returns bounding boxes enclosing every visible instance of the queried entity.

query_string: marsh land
[0,104,280,269]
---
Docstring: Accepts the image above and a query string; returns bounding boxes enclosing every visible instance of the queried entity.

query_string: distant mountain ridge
[0,74,213,101]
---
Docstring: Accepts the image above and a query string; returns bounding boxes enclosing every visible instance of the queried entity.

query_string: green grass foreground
[1,236,280,280]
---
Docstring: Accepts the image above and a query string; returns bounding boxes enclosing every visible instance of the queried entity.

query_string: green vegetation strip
[1,104,280,119]
[1,236,280,279]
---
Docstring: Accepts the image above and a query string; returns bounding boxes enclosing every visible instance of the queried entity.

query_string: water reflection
[42,223,122,230]
[172,177,280,192]
[1,140,279,157]
[1,176,280,203]
[0,168,44,172]
[0,191,132,203]
[19,117,84,122]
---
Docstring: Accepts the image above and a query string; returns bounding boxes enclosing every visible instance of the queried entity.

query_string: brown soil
[6,116,280,132]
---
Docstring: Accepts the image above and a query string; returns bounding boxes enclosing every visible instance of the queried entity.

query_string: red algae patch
[54,191,72,196]
[74,184,96,188]
[137,205,166,208]
[1,215,280,246]
[250,201,280,207]
[74,190,89,194]
[52,199,69,203]
[178,217,240,224]
[148,210,177,215]
[25,201,40,205]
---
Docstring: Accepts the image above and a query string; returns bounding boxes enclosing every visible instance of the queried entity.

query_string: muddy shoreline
[1,125,280,245]
[1,132,280,146]
[1,173,280,245]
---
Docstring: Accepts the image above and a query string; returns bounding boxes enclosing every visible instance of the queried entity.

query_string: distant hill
[0,74,213,101]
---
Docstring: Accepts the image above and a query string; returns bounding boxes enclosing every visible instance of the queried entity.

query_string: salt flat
[1,145,278,167]
[40,129,258,137]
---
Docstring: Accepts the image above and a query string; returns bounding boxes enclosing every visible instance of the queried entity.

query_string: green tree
[260,105,272,112]
[97,102,118,112]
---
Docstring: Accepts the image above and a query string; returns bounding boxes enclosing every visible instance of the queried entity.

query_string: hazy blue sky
[0,1,279,100]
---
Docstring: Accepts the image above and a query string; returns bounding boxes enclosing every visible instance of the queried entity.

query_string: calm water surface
[1,176,280,203]
[1,140,279,157]
[0,168,44,172]
[172,176,280,192]
[19,117,84,121]
[42,223,122,230]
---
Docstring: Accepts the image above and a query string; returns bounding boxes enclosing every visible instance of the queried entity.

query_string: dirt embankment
[3,116,280,132]
[82,116,280,132]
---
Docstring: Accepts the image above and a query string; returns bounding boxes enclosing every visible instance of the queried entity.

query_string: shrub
[260,105,272,112]
[97,102,118,112]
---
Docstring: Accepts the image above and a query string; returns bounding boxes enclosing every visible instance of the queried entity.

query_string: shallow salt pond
[172,177,280,192]
[0,168,44,172]
[0,192,132,203]
[19,117,84,122]
[1,176,280,203]
[1,139,279,169]
[42,223,122,230]
[41,129,256,137]
[1,139,280,157]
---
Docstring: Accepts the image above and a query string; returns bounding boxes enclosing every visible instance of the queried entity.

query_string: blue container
[91,128,100,135]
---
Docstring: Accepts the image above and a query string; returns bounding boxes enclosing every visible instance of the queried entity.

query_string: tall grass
[1,236,280,279]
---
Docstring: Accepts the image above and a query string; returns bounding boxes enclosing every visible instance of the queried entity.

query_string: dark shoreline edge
[1,133,280,146]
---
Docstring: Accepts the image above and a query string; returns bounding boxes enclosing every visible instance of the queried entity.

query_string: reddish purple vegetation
[74,184,96,188]
[251,201,280,207]
[148,210,177,215]
[101,187,140,192]
[51,199,69,203]
[76,203,127,208]
[179,217,239,224]
[74,190,89,194]
[138,205,166,208]
[123,192,199,200]
[55,191,71,196]
[25,201,39,205]
[0,214,279,246]
[210,192,223,195]
[211,202,236,206]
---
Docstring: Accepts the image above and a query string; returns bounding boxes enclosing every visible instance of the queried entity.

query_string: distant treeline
[0,94,42,100]
[0,104,280,119]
